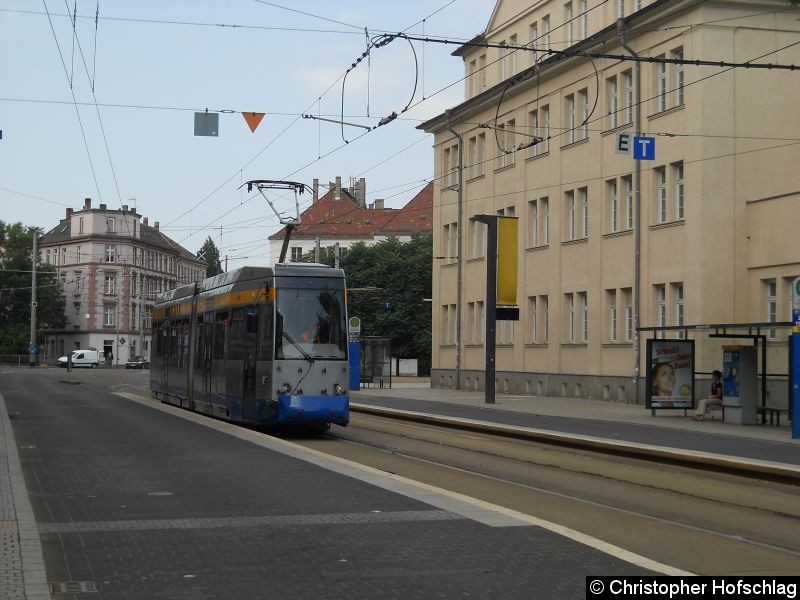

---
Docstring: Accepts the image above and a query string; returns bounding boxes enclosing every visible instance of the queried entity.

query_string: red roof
[269,182,432,240]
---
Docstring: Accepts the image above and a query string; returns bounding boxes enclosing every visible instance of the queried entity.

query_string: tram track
[294,413,800,575]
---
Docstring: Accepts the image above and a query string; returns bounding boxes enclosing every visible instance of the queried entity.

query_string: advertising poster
[646,339,695,409]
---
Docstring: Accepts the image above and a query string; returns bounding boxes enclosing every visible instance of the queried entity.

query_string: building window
[541,197,549,244]
[565,2,574,46]
[106,217,115,233]
[674,161,684,220]
[529,23,538,65]
[541,295,549,342]
[509,34,518,76]
[566,293,575,342]
[767,279,777,339]
[528,297,538,343]
[104,307,115,326]
[529,199,539,247]
[624,288,633,341]
[470,219,484,259]
[608,289,618,342]
[104,274,116,295]
[672,47,685,106]
[622,70,633,124]
[608,179,619,233]
[566,94,575,143]
[607,76,618,129]
[579,292,588,342]
[580,89,589,139]
[469,134,486,178]
[542,16,551,51]
[105,245,115,263]
[566,190,576,240]
[674,283,685,338]
[623,175,634,229]
[580,0,587,39]
[580,187,589,237]
[656,167,667,223]
[656,284,667,333]
[657,57,667,112]
[290,246,302,262]
[618,0,625,17]
[497,120,517,168]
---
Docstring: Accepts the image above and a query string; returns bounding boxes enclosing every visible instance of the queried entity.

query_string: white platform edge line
[116,391,692,576]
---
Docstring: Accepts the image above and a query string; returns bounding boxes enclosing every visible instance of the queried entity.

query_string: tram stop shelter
[638,321,794,427]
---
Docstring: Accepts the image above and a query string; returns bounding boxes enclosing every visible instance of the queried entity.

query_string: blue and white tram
[150,263,349,429]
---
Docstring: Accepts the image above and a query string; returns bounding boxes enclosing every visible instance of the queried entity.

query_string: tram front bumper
[276,394,349,426]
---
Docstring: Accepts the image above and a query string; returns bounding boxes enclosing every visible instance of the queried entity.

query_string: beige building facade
[420,0,800,402]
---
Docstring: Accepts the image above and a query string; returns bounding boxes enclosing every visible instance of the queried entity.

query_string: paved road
[1,368,669,599]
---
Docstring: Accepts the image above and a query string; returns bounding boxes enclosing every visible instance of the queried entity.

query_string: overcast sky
[0,0,494,265]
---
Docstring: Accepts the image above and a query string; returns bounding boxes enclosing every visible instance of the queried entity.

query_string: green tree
[0,222,66,354]
[197,236,223,278]
[303,233,433,374]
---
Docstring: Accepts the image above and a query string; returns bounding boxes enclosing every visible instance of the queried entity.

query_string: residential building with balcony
[39,198,206,364]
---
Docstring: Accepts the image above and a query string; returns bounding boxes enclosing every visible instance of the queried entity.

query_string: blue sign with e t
[633,136,656,160]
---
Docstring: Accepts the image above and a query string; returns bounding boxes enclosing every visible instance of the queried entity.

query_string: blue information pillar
[349,341,361,391]
[348,316,362,391]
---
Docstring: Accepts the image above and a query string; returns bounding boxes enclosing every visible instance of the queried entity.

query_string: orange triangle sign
[242,112,265,133]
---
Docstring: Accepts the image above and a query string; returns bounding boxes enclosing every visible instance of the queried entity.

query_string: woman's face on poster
[653,363,675,395]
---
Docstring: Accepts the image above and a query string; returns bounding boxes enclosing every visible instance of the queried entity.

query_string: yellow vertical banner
[497,216,518,306]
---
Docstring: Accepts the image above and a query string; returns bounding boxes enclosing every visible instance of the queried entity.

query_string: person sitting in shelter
[693,370,723,421]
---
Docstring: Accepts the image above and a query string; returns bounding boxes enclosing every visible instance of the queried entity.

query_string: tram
[150,263,349,429]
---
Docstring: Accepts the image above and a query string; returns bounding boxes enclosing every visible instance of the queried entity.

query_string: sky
[0,0,495,266]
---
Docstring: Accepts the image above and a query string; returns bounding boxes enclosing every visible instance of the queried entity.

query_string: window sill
[602,342,633,348]
[525,150,550,162]
[602,229,633,239]
[561,342,588,347]
[647,103,685,121]
[525,343,549,348]
[600,122,634,137]
[493,162,517,174]
[560,137,589,151]
[526,244,550,252]
[649,219,685,231]
[561,237,589,246]
[466,174,486,184]
[466,256,485,263]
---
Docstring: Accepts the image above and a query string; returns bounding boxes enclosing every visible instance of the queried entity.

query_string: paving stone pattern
[3,369,655,599]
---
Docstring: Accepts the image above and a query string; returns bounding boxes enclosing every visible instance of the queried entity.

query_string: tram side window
[259,303,274,361]
[170,326,178,366]
[213,311,228,359]
[230,308,244,360]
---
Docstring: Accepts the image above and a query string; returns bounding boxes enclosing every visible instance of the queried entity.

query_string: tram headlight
[278,383,292,395]
[334,383,346,395]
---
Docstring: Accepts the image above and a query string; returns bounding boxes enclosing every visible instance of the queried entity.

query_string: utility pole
[29,229,38,367]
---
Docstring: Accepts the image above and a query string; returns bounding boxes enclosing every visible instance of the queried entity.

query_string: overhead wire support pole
[617,18,643,402]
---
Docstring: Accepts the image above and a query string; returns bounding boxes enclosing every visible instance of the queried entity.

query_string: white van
[58,350,101,368]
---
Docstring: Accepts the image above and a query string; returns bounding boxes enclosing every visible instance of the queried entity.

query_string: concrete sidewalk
[354,377,796,444]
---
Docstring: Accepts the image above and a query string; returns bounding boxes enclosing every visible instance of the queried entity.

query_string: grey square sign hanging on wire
[194,112,219,137]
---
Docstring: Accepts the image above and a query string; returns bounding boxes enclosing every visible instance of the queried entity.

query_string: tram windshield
[275,277,347,360]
